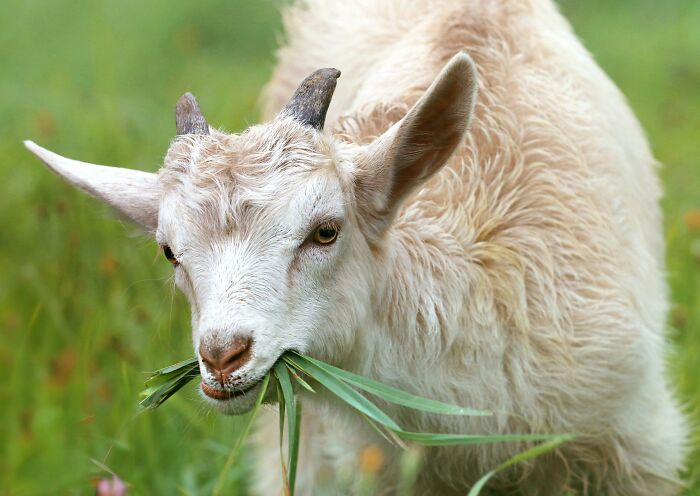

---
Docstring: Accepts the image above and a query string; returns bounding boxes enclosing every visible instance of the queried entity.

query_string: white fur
[27,0,687,494]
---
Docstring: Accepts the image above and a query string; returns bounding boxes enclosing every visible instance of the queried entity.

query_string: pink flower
[95,475,127,496]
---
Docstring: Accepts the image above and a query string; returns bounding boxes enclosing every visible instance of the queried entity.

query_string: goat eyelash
[161,244,180,266]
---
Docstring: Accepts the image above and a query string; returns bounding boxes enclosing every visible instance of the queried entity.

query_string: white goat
[26,0,686,494]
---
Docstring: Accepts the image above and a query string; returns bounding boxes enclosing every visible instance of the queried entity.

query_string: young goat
[27,0,686,493]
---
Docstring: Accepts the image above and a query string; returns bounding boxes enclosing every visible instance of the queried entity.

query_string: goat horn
[176,92,209,136]
[280,68,341,130]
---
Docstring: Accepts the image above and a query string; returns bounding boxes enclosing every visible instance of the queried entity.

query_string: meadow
[1,1,698,494]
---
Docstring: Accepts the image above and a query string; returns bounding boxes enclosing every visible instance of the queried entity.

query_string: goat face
[25,52,478,414]
[157,119,370,413]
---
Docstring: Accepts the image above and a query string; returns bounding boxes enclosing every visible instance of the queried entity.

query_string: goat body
[27,0,686,494]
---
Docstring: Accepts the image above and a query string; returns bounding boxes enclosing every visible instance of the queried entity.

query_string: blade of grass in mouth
[284,352,491,417]
[139,352,574,495]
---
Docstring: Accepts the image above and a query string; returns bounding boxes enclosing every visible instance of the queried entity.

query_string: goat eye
[313,223,339,245]
[162,245,178,266]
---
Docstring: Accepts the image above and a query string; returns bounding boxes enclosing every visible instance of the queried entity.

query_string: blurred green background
[0,0,698,494]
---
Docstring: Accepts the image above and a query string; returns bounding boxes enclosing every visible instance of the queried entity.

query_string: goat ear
[356,52,478,235]
[25,141,160,231]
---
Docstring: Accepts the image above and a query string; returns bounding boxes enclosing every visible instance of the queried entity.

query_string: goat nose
[199,336,253,385]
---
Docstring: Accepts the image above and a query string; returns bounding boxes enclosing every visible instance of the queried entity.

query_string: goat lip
[200,380,256,401]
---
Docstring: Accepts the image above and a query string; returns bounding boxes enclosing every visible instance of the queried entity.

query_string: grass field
[1,1,698,494]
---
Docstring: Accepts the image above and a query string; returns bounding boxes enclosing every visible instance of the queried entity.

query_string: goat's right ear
[25,141,160,231]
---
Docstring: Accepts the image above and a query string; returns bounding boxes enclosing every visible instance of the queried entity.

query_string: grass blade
[358,412,407,449]
[467,434,574,495]
[274,361,299,495]
[287,364,315,393]
[138,362,200,411]
[291,353,490,417]
[289,401,302,492]
[275,378,290,496]
[284,354,401,431]
[396,431,565,446]
[148,357,199,377]
[212,374,270,496]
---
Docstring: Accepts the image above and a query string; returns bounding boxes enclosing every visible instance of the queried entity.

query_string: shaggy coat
[255,0,686,494]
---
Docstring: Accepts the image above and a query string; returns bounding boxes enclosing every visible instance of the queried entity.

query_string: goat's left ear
[356,52,478,234]
[25,141,160,231]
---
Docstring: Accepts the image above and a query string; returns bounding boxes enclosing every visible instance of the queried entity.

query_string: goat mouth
[200,380,257,401]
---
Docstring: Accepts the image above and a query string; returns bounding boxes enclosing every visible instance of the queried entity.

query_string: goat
[26,0,686,493]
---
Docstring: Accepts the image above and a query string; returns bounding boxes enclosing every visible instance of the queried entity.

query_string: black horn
[280,68,341,130]
[176,92,209,136]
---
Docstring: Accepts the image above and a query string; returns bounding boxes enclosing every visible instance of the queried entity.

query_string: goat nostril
[199,336,253,380]
[223,350,243,368]
[219,337,253,374]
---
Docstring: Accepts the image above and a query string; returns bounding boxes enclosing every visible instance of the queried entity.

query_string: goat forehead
[159,160,345,241]
[157,120,350,240]
[162,117,331,177]
[161,123,341,193]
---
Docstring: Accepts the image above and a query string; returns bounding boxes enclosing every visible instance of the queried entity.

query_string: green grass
[140,352,571,496]
[0,0,698,494]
